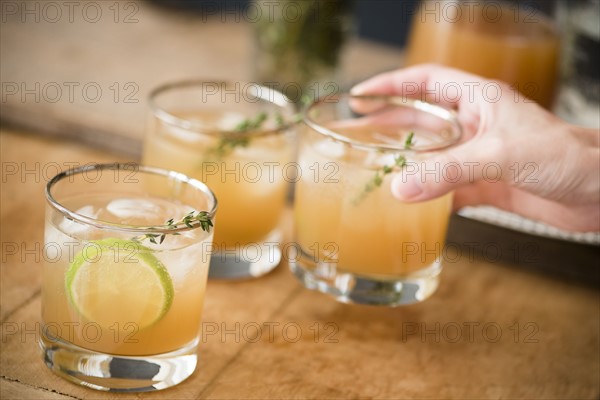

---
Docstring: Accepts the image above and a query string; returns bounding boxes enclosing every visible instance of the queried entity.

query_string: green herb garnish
[234,112,268,132]
[209,135,250,160]
[404,131,415,149]
[353,132,415,205]
[134,211,213,244]
[205,111,288,160]
[202,93,311,162]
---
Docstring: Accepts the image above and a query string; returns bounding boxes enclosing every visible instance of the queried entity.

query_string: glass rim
[45,163,218,234]
[148,79,297,138]
[304,94,463,152]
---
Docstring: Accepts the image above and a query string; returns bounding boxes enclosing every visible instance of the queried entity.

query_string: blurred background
[147,0,555,46]
[4,0,595,157]
[2,0,599,255]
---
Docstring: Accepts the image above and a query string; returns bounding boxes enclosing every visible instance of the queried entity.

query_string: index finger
[351,64,492,137]
[353,64,493,106]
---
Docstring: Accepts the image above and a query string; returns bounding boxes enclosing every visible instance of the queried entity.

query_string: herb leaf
[353,131,415,205]
[234,112,268,132]
[205,112,270,160]
[134,210,213,244]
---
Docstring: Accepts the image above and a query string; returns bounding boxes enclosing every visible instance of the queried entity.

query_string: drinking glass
[143,80,296,279]
[41,163,217,391]
[291,94,462,306]
[405,0,560,108]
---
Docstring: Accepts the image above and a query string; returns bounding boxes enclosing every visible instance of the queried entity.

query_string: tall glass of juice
[405,0,560,108]
[291,94,462,306]
[143,81,296,279]
[41,163,217,391]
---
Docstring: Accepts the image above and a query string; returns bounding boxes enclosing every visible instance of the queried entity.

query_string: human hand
[351,64,600,232]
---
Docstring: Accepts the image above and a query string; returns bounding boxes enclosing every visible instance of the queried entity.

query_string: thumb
[391,138,504,202]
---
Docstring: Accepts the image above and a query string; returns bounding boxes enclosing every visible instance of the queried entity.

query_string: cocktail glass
[143,80,296,279]
[40,163,217,391]
[291,94,462,306]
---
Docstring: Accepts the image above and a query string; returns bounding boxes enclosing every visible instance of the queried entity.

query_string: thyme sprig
[134,211,213,244]
[353,132,415,205]
[234,111,269,132]
[202,95,312,161]
[206,111,286,160]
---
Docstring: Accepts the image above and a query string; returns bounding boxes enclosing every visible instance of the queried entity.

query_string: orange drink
[41,164,217,391]
[291,95,462,306]
[406,0,560,108]
[143,81,295,279]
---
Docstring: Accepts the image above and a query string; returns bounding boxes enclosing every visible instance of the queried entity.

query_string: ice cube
[57,219,91,238]
[364,152,396,168]
[216,111,246,131]
[103,198,162,224]
[158,238,211,282]
[57,205,97,237]
[75,205,97,218]
[314,139,346,159]
[298,139,345,172]
[165,125,208,144]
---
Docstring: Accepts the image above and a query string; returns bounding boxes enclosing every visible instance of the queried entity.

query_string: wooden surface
[1,2,599,398]
[1,128,599,399]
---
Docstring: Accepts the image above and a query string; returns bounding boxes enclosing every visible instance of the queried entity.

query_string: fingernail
[350,84,365,95]
[392,177,423,200]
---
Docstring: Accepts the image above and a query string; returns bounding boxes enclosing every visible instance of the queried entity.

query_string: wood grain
[1,3,599,397]
[1,129,598,399]
[0,380,77,400]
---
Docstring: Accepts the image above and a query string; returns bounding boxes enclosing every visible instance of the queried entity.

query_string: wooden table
[1,128,599,399]
[1,2,599,398]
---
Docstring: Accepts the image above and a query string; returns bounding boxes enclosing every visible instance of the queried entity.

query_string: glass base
[39,337,198,392]
[208,232,282,279]
[289,253,441,306]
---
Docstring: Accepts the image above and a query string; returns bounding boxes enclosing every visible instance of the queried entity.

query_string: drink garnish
[206,111,287,159]
[134,210,213,244]
[353,132,415,205]
[203,96,311,161]
[65,238,175,329]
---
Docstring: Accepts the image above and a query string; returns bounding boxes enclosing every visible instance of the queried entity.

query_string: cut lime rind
[65,238,174,330]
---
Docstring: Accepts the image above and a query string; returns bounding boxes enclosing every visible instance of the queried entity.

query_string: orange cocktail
[41,164,216,391]
[291,95,461,306]
[144,81,295,278]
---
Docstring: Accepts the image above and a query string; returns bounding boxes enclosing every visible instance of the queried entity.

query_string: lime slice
[65,238,174,330]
